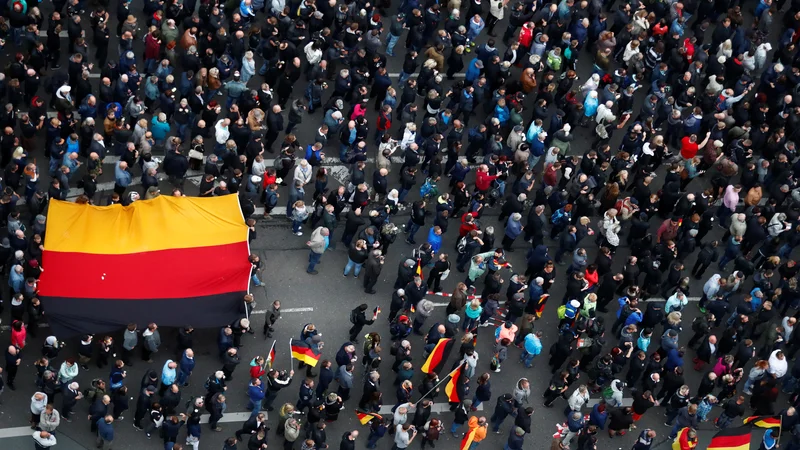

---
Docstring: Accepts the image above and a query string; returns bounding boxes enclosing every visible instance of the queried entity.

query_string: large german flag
[421,338,454,374]
[38,196,251,336]
[444,363,465,403]
[743,415,782,428]
[460,427,477,450]
[291,339,321,367]
[707,426,751,450]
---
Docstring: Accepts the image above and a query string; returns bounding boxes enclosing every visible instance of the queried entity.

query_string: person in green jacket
[466,251,495,288]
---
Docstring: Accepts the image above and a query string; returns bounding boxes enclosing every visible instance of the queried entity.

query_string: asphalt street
[0,1,789,450]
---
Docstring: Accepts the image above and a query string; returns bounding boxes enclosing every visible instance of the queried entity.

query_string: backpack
[456,236,468,254]
[419,177,434,198]
[551,208,568,225]
[557,305,567,319]
[350,308,359,325]
[601,385,614,400]
[390,340,401,356]
[362,334,374,354]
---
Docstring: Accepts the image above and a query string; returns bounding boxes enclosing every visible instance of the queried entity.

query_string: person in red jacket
[144,27,162,75]
[249,356,267,380]
[459,213,479,238]
[375,105,392,146]
[475,165,499,192]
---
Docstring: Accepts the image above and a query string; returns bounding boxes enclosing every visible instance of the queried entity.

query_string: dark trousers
[692,260,710,279]
[121,347,134,366]
[5,364,17,387]
[349,324,364,342]
[364,274,378,292]
[141,346,153,361]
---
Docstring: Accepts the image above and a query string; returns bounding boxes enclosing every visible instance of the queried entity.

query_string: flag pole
[415,361,465,406]
[289,338,293,367]
[244,300,250,321]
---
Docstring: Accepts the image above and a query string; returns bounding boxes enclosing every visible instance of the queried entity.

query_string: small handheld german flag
[290,339,321,367]
[266,340,276,369]
[356,410,382,425]
[743,415,782,428]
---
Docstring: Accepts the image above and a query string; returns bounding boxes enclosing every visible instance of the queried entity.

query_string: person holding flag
[461,416,488,450]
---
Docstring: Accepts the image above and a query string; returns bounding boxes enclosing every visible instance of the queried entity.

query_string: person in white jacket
[665,291,688,314]
[304,41,323,78]
[768,350,788,378]
[293,159,313,187]
[214,118,231,153]
[401,123,417,150]
[30,392,48,429]
[567,385,590,413]
[39,404,61,433]
[33,430,57,449]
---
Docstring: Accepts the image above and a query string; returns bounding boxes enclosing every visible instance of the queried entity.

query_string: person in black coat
[499,193,526,223]
[693,241,719,279]
[514,406,532,433]
[348,304,377,342]
[626,351,647,387]
[133,386,156,430]
[490,393,516,432]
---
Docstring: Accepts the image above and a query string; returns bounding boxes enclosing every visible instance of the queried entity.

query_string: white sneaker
[494,368,501,373]
[295,231,303,236]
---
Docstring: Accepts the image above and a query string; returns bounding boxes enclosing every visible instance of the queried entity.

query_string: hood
[468,416,479,428]
[56,86,71,100]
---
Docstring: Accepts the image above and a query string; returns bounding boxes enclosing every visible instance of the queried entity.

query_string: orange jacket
[467,417,488,442]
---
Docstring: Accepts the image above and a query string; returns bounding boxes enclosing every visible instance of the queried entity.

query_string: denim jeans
[251,274,264,286]
[344,258,363,276]
[292,219,303,233]
[226,96,239,109]
[340,143,350,162]
[783,375,797,392]
[11,27,22,46]
[386,33,401,55]
[398,71,412,85]
[472,396,483,409]
[144,58,158,74]
[247,398,262,418]
[520,351,536,368]
[308,251,322,272]
[405,220,420,242]
[450,422,462,434]
[176,370,190,386]
[399,188,411,203]
[462,317,478,331]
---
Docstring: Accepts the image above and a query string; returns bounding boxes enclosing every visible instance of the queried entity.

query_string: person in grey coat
[412,299,435,335]
[142,323,161,363]
[123,324,138,367]
[336,364,354,401]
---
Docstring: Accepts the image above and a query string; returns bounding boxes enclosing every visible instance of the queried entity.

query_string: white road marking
[377,402,483,415]
[251,307,314,314]
[587,398,633,407]
[0,412,263,438]
[644,297,702,303]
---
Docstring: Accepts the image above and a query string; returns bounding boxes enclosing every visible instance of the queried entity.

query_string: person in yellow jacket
[672,427,698,450]
[462,416,488,449]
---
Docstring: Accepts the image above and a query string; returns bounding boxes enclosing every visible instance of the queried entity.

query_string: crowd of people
[5,0,800,448]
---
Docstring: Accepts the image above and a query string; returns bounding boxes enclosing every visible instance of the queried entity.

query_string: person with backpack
[349,303,378,343]
[550,204,573,239]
